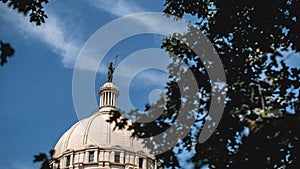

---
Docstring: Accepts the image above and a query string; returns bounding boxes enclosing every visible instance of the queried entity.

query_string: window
[88,151,94,163]
[66,156,70,166]
[57,160,60,169]
[139,158,143,168]
[114,152,120,163]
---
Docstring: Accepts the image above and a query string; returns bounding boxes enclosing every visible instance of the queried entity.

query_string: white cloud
[89,0,187,34]
[89,0,143,17]
[0,5,82,68]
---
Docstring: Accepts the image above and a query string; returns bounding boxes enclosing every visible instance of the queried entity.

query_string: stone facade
[51,146,157,169]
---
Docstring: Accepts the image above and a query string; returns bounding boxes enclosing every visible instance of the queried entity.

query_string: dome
[53,110,147,158]
[51,82,160,169]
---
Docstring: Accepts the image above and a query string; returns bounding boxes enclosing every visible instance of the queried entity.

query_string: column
[70,153,74,167]
[142,158,146,169]
[94,150,98,162]
[100,93,103,107]
[103,93,105,106]
[103,92,106,106]
[110,151,114,162]
[99,151,104,161]
[130,155,134,165]
[59,159,62,169]
[84,151,89,163]
[73,153,78,164]
[135,156,139,166]
[125,153,129,164]
[107,92,109,105]
[104,151,110,161]
[104,92,107,106]
[112,93,115,106]
[101,93,104,106]
[79,152,84,163]
[120,152,124,164]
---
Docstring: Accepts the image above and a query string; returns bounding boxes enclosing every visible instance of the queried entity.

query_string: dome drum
[51,146,157,169]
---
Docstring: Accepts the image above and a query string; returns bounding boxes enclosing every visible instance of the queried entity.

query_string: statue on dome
[107,55,118,82]
[107,62,114,82]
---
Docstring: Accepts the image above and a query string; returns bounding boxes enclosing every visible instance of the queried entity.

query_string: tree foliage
[33,150,54,169]
[110,0,300,168]
[0,0,49,66]
[0,41,14,65]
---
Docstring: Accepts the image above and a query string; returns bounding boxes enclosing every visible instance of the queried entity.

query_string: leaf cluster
[0,0,49,66]
[33,150,55,169]
[0,41,14,65]
[1,0,49,25]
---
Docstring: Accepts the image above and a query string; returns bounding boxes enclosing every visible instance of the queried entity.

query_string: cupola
[98,82,119,111]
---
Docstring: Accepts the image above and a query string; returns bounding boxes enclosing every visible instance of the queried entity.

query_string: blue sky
[0,1,168,168]
[1,1,300,169]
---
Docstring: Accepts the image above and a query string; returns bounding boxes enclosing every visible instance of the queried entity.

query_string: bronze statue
[107,55,118,82]
[107,62,114,82]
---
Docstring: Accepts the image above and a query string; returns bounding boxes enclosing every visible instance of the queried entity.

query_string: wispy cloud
[0,5,82,68]
[88,0,143,17]
[89,0,187,34]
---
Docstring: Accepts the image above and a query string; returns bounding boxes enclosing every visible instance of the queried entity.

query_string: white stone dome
[53,110,147,158]
[51,82,160,169]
